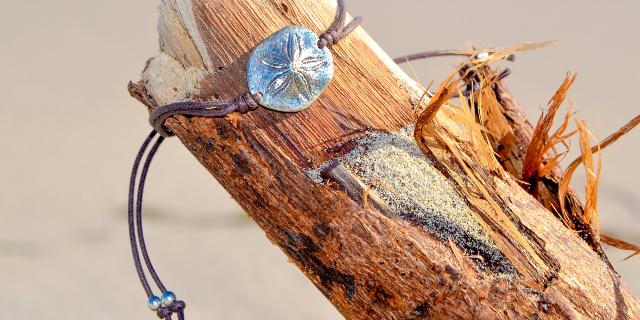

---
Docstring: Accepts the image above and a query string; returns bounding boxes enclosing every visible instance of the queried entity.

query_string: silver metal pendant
[247,26,334,112]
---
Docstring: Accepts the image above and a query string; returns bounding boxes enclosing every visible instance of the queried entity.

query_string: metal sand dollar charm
[247,26,334,112]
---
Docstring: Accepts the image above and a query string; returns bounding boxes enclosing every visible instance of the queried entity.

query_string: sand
[309,126,514,273]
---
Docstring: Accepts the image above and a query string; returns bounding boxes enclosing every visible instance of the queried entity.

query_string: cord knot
[318,29,339,49]
[231,92,261,114]
[317,0,363,49]
[156,300,186,320]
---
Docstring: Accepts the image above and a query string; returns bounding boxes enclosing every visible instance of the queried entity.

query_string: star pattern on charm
[259,32,328,102]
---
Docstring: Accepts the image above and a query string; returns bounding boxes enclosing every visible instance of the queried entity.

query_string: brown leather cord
[136,135,167,294]
[128,1,361,319]
[393,50,474,64]
[151,93,261,137]
[394,50,515,64]
[128,130,158,298]
[393,50,514,98]
[129,132,186,320]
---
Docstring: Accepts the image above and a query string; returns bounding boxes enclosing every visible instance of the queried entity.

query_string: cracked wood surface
[129,0,640,318]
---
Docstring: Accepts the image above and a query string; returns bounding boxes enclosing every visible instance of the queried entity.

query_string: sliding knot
[318,29,339,49]
[231,92,261,114]
[170,300,186,312]
[156,300,186,320]
[317,0,363,49]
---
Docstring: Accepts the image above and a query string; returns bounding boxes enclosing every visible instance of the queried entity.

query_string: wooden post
[129,0,640,318]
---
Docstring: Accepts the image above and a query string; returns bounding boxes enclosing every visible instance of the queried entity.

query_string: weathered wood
[129,0,640,318]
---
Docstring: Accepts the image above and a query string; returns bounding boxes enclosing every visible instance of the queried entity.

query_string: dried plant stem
[600,234,640,260]
[560,115,640,214]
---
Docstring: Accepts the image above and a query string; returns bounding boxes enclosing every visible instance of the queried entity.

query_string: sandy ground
[1,0,638,319]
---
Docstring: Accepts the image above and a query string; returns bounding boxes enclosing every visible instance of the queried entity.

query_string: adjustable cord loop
[129,132,186,319]
[128,130,158,298]
[136,135,168,294]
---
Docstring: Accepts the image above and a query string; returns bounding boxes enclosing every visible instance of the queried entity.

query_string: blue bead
[161,291,177,307]
[147,295,162,310]
[247,26,334,113]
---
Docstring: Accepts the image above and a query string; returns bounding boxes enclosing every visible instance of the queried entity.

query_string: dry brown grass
[411,44,640,259]
[600,234,640,260]
[559,115,640,253]
[522,74,577,186]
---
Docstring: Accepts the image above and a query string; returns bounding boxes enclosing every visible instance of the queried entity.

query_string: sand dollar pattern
[247,26,334,112]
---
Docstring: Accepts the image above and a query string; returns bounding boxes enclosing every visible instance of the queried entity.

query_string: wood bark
[128,0,640,318]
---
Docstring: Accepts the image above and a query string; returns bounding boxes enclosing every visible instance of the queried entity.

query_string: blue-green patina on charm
[247,26,334,112]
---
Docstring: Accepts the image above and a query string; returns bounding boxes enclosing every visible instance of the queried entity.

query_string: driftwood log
[128,0,640,318]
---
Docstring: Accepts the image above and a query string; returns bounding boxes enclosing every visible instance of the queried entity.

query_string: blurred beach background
[1,0,638,318]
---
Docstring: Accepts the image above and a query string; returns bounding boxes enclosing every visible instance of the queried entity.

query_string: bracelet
[127,1,362,319]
